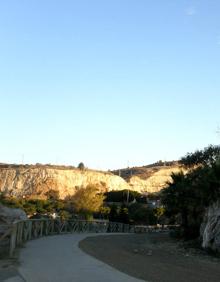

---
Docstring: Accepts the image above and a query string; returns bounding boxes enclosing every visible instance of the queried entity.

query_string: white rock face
[0,167,130,199]
[129,166,183,193]
[0,165,183,199]
[201,201,220,252]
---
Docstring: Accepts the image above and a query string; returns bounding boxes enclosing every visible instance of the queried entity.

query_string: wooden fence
[1,220,174,257]
[7,219,132,257]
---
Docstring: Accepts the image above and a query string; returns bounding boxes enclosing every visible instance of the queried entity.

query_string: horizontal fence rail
[7,219,175,257]
[9,219,131,257]
[0,225,12,243]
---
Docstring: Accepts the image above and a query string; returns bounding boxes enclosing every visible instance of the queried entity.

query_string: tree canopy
[180,145,220,167]
[162,145,220,239]
[77,162,85,170]
[71,185,105,218]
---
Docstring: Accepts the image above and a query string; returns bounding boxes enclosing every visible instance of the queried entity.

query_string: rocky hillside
[128,166,182,193]
[112,161,183,193]
[0,165,130,199]
[0,162,183,199]
[112,161,180,180]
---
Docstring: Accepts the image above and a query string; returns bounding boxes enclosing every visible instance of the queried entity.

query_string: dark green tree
[78,162,85,170]
[109,204,119,222]
[180,145,220,167]
[162,145,220,239]
[118,206,129,224]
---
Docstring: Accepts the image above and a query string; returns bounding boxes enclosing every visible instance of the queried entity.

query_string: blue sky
[0,1,219,170]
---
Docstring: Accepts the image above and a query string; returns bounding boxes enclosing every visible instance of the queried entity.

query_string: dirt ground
[79,233,220,282]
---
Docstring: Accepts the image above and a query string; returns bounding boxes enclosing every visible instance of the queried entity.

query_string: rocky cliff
[113,163,183,193]
[0,163,183,199]
[0,166,130,199]
[128,166,183,193]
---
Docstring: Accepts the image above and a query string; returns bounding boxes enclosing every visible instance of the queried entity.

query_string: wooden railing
[8,219,132,257]
[0,225,12,243]
[6,220,175,257]
[0,225,12,257]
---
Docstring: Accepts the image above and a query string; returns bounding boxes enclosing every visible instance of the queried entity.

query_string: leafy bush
[70,184,105,219]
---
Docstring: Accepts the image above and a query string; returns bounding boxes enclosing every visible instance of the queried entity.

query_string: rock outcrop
[128,166,183,193]
[0,163,183,199]
[0,204,27,225]
[0,166,130,199]
[0,204,27,255]
[201,201,220,252]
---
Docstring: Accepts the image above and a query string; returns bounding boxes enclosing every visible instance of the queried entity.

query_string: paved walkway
[3,234,144,282]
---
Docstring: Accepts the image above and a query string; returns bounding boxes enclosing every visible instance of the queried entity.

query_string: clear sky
[0,1,219,170]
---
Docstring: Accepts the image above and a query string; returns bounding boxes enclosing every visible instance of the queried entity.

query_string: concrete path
[3,234,144,282]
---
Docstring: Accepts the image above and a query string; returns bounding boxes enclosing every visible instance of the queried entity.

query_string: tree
[162,145,220,239]
[105,190,140,203]
[22,201,36,216]
[129,203,157,225]
[59,210,71,221]
[71,185,105,219]
[153,207,165,224]
[180,145,220,168]
[109,204,119,222]
[118,206,129,223]
[99,206,111,219]
[78,162,85,170]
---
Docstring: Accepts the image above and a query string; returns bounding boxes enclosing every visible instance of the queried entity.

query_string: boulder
[0,204,27,255]
[0,204,27,225]
[200,201,220,252]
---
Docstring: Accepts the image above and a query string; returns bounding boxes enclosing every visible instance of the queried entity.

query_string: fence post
[28,221,32,240]
[9,223,17,257]
[40,221,43,237]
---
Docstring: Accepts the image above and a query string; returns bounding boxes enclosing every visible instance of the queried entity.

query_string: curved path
[4,234,144,282]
